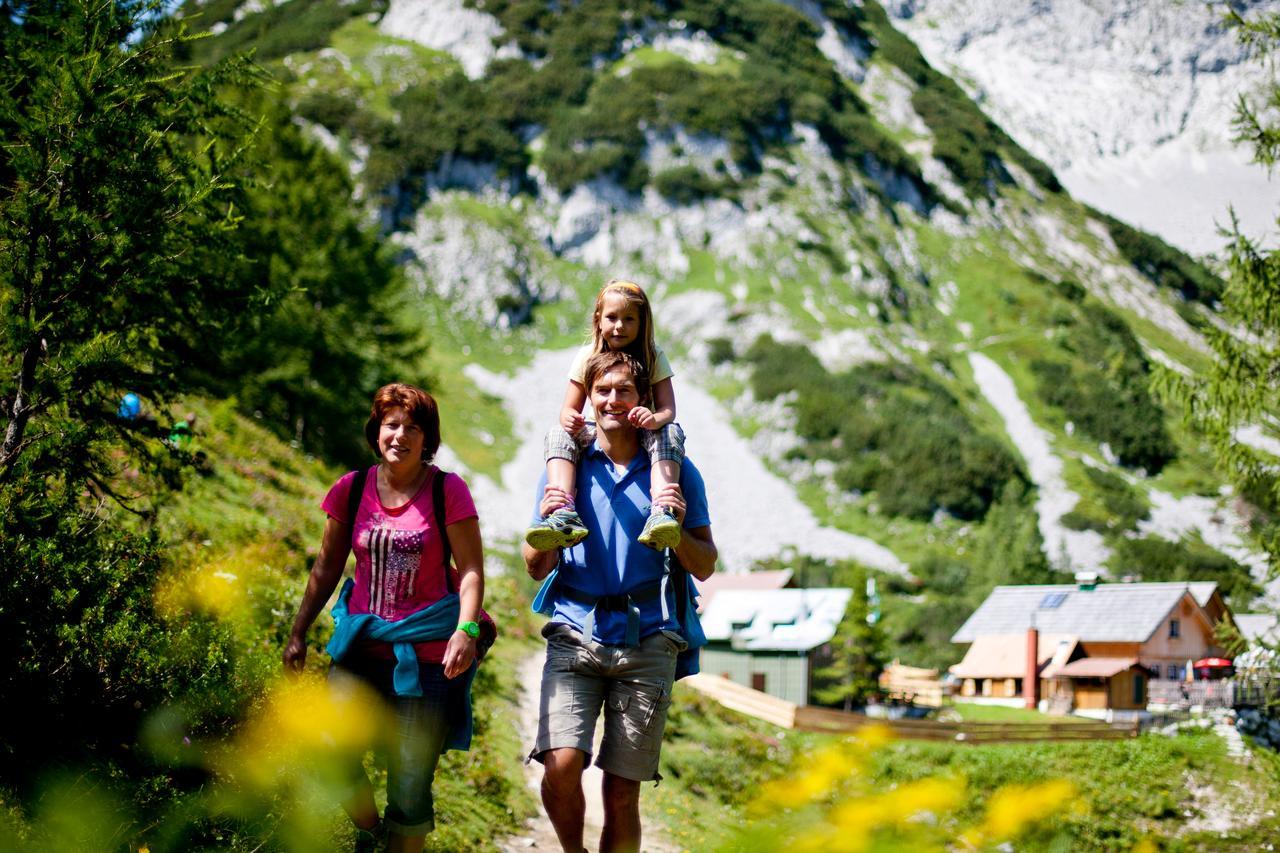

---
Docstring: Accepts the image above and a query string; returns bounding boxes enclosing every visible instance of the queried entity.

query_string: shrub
[1111,536,1259,610]
[707,337,736,365]
[1095,210,1224,306]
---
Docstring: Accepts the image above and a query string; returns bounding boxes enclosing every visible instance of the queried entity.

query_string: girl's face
[598,292,641,351]
[378,406,425,465]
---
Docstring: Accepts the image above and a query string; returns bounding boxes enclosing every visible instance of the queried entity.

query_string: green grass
[949,702,1060,722]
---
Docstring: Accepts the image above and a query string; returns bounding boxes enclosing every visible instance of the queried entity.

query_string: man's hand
[443,630,477,679]
[560,407,586,435]
[282,634,307,672]
[538,484,574,525]
[626,406,659,430]
[651,482,686,525]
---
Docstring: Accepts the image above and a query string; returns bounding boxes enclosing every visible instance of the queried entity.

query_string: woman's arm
[628,377,676,430]
[559,380,588,434]
[282,515,352,670]
[443,516,484,679]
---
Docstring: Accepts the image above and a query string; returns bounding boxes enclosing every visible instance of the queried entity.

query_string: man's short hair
[583,350,651,401]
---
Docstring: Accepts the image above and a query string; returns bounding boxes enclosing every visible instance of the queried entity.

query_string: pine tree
[813,568,888,711]
[0,0,265,501]
[1155,8,1280,571]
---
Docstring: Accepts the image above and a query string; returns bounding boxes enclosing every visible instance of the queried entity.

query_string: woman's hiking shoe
[353,820,387,853]
[638,506,681,550]
[525,507,590,550]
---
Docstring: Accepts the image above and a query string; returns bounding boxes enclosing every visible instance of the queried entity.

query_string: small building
[950,576,1233,716]
[698,586,852,706]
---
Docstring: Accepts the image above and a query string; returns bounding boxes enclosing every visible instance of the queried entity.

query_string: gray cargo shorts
[529,622,687,782]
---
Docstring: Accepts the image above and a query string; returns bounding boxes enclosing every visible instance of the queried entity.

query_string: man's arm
[652,481,717,581]
[673,524,716,581]
[524,484,568,580]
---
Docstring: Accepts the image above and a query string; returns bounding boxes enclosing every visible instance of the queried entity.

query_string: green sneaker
[525,507,590,550]
[638,506,681,550]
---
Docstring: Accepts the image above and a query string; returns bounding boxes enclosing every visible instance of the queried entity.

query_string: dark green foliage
[706,336,736,365]
[0,0,265,494]
[812,567,888,710]
[1083,465,1150,528]
[1111,536,1259,611]
[1094,210,1224,307]
[859,0,1061,198]
[185,0,386,64]
[1030,302,1176,472]
[744,336,1024,521]
[296,89,360,133]
[0,469,239,775]
[191,109,420,466]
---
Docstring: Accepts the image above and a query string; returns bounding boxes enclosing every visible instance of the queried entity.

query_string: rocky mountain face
[887,0,1280,254]
[182,0,1276,655]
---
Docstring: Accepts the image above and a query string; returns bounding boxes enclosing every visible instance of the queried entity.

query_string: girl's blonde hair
[590,278,658,376]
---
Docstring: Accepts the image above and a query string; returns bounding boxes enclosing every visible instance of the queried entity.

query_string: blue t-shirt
[530,443,711,645]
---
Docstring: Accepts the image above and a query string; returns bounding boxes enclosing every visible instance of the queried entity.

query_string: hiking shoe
[353,820,387,853]
[525,507,590,550]
[638,506,681,550]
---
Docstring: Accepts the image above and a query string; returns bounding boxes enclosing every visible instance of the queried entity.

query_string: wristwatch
[457,621,480,639]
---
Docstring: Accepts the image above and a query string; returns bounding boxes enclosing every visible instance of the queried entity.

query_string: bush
[745,337,1025,521]
[707,337,736,365]
[1095,210,1224,306]
[1030,302,1175,472]
[1110,536,1259,610]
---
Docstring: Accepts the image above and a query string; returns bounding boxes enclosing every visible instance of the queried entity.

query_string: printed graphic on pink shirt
[361,520,425,618]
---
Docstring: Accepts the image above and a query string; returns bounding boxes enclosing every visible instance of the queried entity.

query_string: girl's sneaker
[525,507,590,550]
[638,506,681,550]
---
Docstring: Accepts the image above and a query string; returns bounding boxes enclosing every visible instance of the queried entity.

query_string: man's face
[590,367,640,432]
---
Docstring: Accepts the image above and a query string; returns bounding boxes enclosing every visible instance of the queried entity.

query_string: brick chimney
[1025,626,1040,710]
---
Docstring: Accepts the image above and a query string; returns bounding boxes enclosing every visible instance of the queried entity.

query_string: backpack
[347,465,498,660]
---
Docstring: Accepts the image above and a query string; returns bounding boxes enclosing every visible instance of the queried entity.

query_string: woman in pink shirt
[283,383,484,853]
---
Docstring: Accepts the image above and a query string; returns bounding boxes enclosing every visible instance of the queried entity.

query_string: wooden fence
[682,673,1139,743]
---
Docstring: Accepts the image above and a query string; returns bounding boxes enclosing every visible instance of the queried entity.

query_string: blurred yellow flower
[965,778,1076,845]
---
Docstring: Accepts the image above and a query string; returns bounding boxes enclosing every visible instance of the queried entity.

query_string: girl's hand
[652,483,687,525]
[627,406,658,430]
[444,630,476,679]
[539,485,573,519]
[560,407,586,435]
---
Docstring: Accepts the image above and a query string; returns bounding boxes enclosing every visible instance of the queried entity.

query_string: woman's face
[597,292,641,351]
[378,406,425,465]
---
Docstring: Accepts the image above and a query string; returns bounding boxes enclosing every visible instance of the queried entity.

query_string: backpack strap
[432,468,457,595]
[346,466,370,546]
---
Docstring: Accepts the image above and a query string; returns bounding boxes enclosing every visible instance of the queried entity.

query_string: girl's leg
[638,424,685,550]
[526,425,593,549]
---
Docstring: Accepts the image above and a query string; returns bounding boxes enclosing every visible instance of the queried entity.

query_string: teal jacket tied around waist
[326,579,474,751]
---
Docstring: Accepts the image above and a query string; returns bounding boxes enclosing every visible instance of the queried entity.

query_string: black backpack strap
[665,548,689,627]
[346,467,369,546]
[432,468,457,595]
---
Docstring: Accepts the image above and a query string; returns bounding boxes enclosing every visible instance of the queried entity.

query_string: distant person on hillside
[524,351,717,853]
[284,383,486,853]
[525,278,687,553]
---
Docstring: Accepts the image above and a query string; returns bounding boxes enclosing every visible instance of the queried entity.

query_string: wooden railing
[1147,678,1280,708]
[682,674,1140,743]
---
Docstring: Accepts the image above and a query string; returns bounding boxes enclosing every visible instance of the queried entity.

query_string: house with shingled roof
[697,584,852,705]
[949,575,1233,717]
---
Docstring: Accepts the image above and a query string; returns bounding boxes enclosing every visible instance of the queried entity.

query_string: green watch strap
[457,620,480,639]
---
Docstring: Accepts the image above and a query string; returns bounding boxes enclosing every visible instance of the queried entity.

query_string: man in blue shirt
[524,350,717,853]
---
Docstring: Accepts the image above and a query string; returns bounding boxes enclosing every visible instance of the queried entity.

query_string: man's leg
[599,771,642,853]
[541,747,588,853]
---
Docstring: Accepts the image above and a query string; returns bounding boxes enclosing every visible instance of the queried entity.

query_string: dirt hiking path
[496,651,679,853]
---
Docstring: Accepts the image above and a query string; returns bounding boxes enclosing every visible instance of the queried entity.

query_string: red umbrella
[1193,657,1233,668]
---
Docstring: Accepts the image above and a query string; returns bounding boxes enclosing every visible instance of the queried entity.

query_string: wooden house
[950,576,1233,717]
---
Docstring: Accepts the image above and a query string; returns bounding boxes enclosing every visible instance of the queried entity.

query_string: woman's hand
[282,634,307,672]
[443,630,477,679]
[560,407,586,435]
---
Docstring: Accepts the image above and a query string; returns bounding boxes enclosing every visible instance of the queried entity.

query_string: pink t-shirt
[322,465,478,662]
